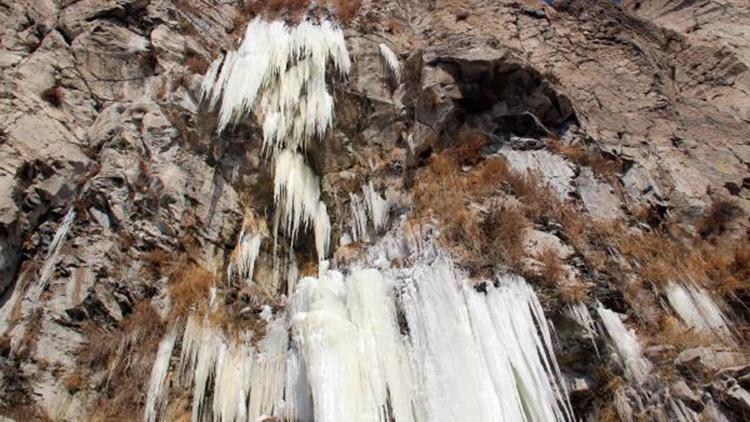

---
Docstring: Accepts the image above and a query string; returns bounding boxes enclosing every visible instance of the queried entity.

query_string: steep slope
[0,0,748,421]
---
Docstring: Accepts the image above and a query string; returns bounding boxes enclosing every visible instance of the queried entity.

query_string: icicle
[285,279,315,421]
[248,312,288,419]
[38,208,76,292]
[401,258,573,422]
[363,182,390,233]
[400,259,498,421]
[199,55,224,102]
[406,133,416,154]
[349,193,370,242]
[203,17,350,264]
[346,269,417,422]
[144,326,177,422]
[669,398,701,422]
[157,230,575,422]
[227,212,267,284]
[273,150,321,240]
[379,43,402,84]
[665,281,732,339]
[204,17,350,152]
[567,302,600,356]
[212,339,253,422]
[314,201,331,260]
[292,271,369,421]
[596,304,652,385]
[179,316,223,422]
[273,149,330,260]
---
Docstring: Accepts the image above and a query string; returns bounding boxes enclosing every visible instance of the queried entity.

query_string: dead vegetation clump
[63,372,85,393]
[169,263,215,319]
[413,152,556,276]
[481,204,530,272]
[78,302,165,421]
[140,247,172,279]
[453,128,489,166]
[185,53,210,74]
[412,146,748,312]
[538,248,564,287]
[14,308,44,361]
[548,139,622,184]
[237,0,362,27]
[41,85,63,108]
[558,281,590,303]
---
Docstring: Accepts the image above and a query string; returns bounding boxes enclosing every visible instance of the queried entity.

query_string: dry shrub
[647,316,718,375]
[539,248,563,286]
[482,204,530,271]
[329,0,362,22]
[597,402,622,422]
[548,139,621,183]
[63,372,85,393]
[15,308,44,360]
[413,152,534,275]
[141,248,171,279]
[41,85,63,108]
[616,232,685,287]
[688,241,750,296]
[185,54,210,74]
[0,404,52,422]
[413,153,484,272]
[238,0,361,24]
[696,198,743,239]
[169,264,215,319]
[558,281,590,303]
[451,128,488,166]
[656,316,717,349]
[79,302,166,421]
[386,18,404,34]
[0,335,11,358]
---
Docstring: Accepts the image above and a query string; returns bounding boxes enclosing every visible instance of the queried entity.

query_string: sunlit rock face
[2,1,750,421]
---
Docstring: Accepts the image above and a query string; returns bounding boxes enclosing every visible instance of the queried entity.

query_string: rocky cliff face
[0,0,748,421]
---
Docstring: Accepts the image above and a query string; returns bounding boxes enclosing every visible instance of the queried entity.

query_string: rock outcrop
[0,0,748,421]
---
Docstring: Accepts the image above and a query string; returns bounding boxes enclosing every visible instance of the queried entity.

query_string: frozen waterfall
[148,255,574,422]
[162,15,577,422]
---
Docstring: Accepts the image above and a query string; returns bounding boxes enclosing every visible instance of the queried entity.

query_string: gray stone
[578,167,624,220]
[499,148,576,199]
[676,347,747,376]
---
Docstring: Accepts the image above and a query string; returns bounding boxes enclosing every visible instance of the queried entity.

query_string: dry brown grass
[79,302,166,421]
[238,0,361,25]
[482,204,530,271]
[548,139,621,184]
[169,264,215,319]
[73,268,85,305]
[63,372,85,394]
[15,308,44,360]
[185,54,210,74]
[0,404,52,422]
[539,248,563,286]
[451,128,488,166]
[558,281,590,303]
[413,153,536,275]
[651,316,717,352]
[140,248,171,279]
[688,241,750,296]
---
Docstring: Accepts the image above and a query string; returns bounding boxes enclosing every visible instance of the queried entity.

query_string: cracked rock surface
[0,0,749,420]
